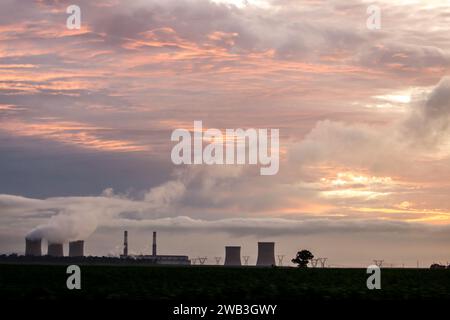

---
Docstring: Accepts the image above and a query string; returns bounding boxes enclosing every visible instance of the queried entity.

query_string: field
[1,264,450,301]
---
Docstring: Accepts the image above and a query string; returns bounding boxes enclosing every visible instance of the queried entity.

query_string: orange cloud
[0,120,149,152]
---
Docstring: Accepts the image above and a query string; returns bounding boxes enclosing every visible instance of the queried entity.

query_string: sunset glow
[1,0,450,266]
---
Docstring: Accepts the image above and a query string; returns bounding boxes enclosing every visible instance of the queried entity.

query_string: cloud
[1,0,450,262]
[3,190,450,244]
[290,76,450,175]
[3,76,450,246]
[105,215,435,237]
[404,77,450,145]
[0,120,150,152]
[2,166,242,243]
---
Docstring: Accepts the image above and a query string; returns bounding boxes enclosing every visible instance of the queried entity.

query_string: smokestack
[69,240,84,257]
[123,230,128,257]
[25,238,42,256]
[224,246,241,266]
[256,242,275,266]
[47,243,64,257]
[152,231,157,256]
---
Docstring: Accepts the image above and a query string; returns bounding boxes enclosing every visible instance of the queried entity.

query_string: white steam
[26,209,98,243]
[23,178,190,243]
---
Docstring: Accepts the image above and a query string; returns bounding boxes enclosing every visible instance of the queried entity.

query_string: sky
[1,0,450,267]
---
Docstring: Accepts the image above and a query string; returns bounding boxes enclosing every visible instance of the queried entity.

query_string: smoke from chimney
[26,208,97,244]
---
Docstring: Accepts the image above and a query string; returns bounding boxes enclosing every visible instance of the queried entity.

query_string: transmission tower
[191,257,198,265]
[214,256,222,265]
[373,259,384,267]
[277,255,285,266]
[198,257,207,265]
[243,255,250,266]
[318,257,328,268]
[311,258,319,268]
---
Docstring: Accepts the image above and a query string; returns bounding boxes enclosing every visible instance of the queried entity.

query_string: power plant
[224,246,241,266]
[25,238,42,256]
[22,230,189,265]
[21,228,279,268]
[256,242,276,266]
[25,238,84,258]
[69,240,84,257]
[47,243,64,257]
[120,231,190,265]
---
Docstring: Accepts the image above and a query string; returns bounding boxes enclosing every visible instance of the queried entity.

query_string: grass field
[1,264,450,301]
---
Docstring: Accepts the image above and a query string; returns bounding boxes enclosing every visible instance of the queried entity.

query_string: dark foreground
[1,264,450,301]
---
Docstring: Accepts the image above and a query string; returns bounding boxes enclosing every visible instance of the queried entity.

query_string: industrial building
[224,246,241,266]
[47,243,64,257]
[256,242,276,266]
[121,231,190,265]
[123,230,128,256]
[152,231,157,256]
[69,240,84,257]
[22,229,276,268]
[25,238,85,258]
[25,238,42,256]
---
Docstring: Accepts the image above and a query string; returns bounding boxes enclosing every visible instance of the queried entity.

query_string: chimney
[152,231,157,256]
[47,243,64,257]
[123,230,128,257]
[69,240,84,257]
[25,238,42,256]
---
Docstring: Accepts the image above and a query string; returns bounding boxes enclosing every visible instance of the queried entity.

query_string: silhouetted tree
[430,263,446,269]
[292,250,314,268]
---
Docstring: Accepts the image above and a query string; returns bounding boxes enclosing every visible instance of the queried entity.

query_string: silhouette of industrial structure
[120,231,190,265]
[224,246,241,266]
[24,230,190,265]
[47,243,64,257]
[256,242,276,266]
[69,240,84,257]
[25,238,42,256]
[21,231,339,268]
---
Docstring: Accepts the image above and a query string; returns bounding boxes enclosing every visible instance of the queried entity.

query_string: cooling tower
[256,242,275,266]
[47,243,64,257]
[25,238,42,256]
[224,246,241,266]
[69,240,84,257]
